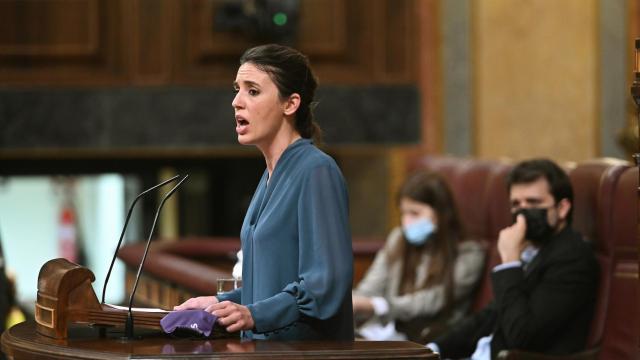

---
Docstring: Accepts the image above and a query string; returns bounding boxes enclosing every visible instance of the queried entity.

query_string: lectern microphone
[125,174,189,339]
[100,174,182,305]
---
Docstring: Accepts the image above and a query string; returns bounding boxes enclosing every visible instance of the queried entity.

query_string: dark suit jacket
[434,226,598,359]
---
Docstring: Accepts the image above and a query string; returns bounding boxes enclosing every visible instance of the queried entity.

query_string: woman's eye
[248,89,259,96]
[232,88,239,94]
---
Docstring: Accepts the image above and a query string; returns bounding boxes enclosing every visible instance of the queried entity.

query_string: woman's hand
[352,294,374,316]
[173,296,219,311]
[206,301,255,333]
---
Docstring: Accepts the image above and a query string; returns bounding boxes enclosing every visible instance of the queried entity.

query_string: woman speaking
[175,44,354,341]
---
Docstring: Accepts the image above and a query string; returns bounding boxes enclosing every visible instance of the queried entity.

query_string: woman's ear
[283,93,301,116]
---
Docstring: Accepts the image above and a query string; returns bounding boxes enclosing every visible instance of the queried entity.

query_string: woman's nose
[232,92,243,109]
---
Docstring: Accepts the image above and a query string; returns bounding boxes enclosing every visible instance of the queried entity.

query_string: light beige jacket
[354,227,485,342]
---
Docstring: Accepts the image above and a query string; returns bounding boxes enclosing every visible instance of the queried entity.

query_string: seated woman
[352,171,485,343]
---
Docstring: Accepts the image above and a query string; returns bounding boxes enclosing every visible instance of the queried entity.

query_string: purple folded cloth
[160,310,218,337]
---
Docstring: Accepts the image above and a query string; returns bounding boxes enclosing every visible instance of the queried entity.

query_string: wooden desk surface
[2,321,438,359]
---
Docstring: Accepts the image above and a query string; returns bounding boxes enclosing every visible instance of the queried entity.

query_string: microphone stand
[100,175,181,305]
[125,174,189,340]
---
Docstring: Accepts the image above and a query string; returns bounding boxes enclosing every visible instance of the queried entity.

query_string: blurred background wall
[0,0,637,307]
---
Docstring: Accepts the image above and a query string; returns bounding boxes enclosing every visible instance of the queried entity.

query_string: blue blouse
[217,138,354,340]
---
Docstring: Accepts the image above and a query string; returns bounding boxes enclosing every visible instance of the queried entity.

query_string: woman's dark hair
[391,171,464,298]
[240,44,322,142]
[507,158,573,224]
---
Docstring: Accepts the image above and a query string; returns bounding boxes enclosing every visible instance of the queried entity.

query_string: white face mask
[403,218,436,246]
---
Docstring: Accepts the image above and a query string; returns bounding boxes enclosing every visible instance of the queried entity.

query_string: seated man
[428,159,598,359]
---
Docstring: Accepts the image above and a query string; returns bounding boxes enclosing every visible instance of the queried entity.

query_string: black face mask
[512,208,554,245]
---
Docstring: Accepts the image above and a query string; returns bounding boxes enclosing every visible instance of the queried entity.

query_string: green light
[273,12,287,26]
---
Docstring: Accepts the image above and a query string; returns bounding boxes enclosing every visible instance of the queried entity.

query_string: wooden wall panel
[473,0,599,162]
[298,0,347,56]
[188,0,251,57]
[172,0,417,85]
[0,0,99,57]
[0,0,417,85]
[131,0,173,84]
[416,0,443,153]
[171,0,248,83]
[373,0,417,82]
[0,0,132,85]
[308,0,416,83]
[300,0,374,83]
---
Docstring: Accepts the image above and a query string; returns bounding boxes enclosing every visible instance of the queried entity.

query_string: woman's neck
[259,128,302,179]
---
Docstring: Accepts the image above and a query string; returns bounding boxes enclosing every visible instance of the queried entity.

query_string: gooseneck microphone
[100,175,182,305]
[125,174,189,339]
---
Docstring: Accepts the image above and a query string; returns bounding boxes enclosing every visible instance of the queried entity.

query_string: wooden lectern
[35,258,166,339]
[4,321,439,359]
[3,258,439,359]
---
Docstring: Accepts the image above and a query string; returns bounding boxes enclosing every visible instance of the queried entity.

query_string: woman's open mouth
[236,116,250,135]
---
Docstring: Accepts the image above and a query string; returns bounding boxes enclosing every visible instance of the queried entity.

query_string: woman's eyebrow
[234,80,260,88]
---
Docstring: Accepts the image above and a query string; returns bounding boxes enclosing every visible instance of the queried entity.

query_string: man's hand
[206,301,255,333]
[498,214,528,263]
[173,296,218,311]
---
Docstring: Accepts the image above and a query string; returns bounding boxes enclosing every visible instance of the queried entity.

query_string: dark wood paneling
[0,0,418,85]
[171,0,417,85]
[0,0,131,85]
[298,0,347,56]
[0,0,99,57]
[417,0,443,153]
[131,0,173,84]
[171,0,246,83]
[374,0,417,82]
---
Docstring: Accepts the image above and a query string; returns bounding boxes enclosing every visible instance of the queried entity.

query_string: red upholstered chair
[471,161,514,312]
[452,160,503,240]
[598,165,638,263]
[598,166,639,360]
[568,159,629,246]
[485,162,516,242]
[409,156,508,241]
[409,155,472,188]
[567,161,628,351]
[600,262,639,360]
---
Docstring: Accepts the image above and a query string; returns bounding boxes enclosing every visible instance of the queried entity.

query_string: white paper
[105,303,169,313]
